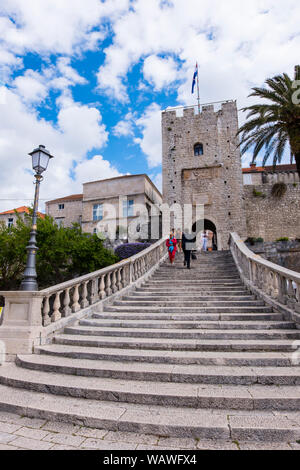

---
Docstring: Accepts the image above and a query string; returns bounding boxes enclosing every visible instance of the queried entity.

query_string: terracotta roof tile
[0,206,45,218]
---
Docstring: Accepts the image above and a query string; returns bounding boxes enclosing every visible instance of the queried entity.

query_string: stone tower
[162,101,246,250]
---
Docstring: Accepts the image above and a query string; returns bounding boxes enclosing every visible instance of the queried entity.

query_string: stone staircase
[0,251,300,443]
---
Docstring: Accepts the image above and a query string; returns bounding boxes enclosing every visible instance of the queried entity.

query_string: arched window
[194,143,203,156]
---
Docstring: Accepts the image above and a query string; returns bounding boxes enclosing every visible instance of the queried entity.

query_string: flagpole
[196,63,200,114]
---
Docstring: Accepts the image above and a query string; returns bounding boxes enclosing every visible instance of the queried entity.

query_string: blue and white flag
[191,63,198,94]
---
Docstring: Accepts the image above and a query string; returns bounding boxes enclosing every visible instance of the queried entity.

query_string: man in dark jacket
[182,229,196,269]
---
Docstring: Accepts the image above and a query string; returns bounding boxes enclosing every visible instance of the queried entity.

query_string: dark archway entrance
[192,219,218,250]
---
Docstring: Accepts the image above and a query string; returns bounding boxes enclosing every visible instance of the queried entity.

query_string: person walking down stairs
[166,233,177,265]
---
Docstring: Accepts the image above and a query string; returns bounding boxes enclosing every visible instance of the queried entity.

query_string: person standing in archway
[207,230,213,252]
[166,232,177,265]
[201,230,208,252]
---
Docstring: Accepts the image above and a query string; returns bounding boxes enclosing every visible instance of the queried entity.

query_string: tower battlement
[162,100,236,121]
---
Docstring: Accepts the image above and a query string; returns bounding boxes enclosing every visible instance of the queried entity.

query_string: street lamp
[20,145,54,291]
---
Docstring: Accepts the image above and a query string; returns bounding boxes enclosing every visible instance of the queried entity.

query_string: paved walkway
[0,411,299,450]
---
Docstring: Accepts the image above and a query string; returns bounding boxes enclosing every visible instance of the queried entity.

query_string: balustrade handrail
[230,232,300,283]
[230,232,300,318]
[39,238,166,295]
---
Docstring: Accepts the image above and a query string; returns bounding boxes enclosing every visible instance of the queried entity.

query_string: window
[58,204,64,210]
[123,199,134,217]
[194,143,203,156]
[243,174,253,185]
[93,204,103,221]
[55,218,64,227]
[8,218,13,228]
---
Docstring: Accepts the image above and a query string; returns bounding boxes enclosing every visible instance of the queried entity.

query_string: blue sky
[0,0,299,211]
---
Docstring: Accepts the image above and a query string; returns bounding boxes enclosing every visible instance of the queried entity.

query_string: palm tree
[237,66,300,177]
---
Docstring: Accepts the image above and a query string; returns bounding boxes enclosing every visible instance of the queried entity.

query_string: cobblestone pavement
[0,411,300,450]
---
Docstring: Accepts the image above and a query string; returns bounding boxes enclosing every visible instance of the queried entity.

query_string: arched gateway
[192,219,218,250]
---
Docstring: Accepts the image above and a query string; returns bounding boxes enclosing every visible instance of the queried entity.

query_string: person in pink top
[166,233,177,265]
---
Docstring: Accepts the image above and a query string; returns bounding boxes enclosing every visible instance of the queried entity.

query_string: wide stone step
[80,318,296,331]
[137,287,248,294]
[16,355,300,386]
[0,364,300,411]
[158,268,239,274]
[113,300,266,307]
[128,294,256,301]
[0,383,299,441]
[92,312,284,321]
[54,334,296,352]
[152,275,241,280]
[146,280,244,285]
[104,305,274,313]
[64,326,300,341]
[35,344,297,367]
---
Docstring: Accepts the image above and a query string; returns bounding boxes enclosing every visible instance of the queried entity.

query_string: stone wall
[46,199,82,227]
[162,102,247,250]
[244,183,300,242]
[247,240,300,273]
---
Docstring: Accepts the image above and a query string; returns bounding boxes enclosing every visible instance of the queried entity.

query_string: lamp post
[20,145,54,291]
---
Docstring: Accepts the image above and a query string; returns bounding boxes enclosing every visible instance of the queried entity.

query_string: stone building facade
[81,174,162,236]
[45,175,162,239]
[162,101,247,250]
[45,194,83,227]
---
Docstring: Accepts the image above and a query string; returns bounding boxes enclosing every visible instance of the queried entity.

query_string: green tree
[237,66,300,176]
[0,213,119,290]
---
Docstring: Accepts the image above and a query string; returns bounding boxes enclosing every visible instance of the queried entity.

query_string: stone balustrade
[39,238,166,326]
[0,238,167,360]
[230,232,300,324]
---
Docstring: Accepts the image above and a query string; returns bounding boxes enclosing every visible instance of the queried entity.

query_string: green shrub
[271,182,287,198]
[0,213,119,290]
[276,237,289,242]
[245,237,264,245]
[253,189,266,198]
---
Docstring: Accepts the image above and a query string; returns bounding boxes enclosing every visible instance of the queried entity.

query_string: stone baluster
[52,291,62,322]
[117,268,122,290]
[286,279,297,308]
[63,288,72,317]
[81,281,89,308]
[90,278,99,304]
[42,296,51,326]
[99,275,106,300]
[122,266,128,287]
[105,273,112,296]
[72,284,81,312]
[111,270,117,293]
[277,274,287,304]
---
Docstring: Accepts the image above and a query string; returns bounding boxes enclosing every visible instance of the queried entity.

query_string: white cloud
[13,70,48,103]
[97,0,299,112]
[143,55,179,91]
[74,155,121,185]
[12,57,88,105]
[0,0,130,57]
[0,87,114,212]
[135,103,162,168]
[112,112,135,137]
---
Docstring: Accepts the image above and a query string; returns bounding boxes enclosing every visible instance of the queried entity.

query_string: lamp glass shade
[30,146,51,174]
